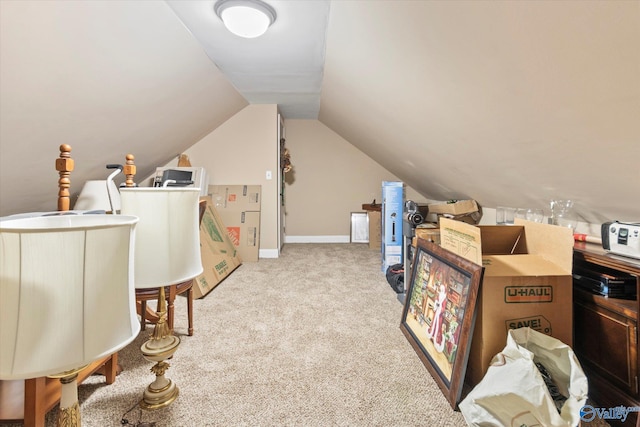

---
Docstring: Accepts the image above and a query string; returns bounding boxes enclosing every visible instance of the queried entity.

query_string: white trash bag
[460,327,588,427]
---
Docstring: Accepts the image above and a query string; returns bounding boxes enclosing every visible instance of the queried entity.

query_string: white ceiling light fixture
[214,0,277,39]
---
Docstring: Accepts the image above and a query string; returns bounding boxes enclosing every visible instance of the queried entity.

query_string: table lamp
[0,214,140,427]
[119,187,203,410]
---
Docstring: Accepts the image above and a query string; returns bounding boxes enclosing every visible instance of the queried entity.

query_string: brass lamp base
[57,401,81,427]
[48,366,87,427]
[139,286,181,410]
[139,360,180,410]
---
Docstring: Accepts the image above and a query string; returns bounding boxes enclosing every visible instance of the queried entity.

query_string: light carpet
[1,243,606,426]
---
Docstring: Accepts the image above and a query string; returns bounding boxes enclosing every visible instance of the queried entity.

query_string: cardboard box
[193,197,242,299]
[207,184,261,262]
[413,224,441,246]
[208,185,261,212]
[438,218,574,386]
[368,210,381,250]
[428,199,481,224]
[381,181,404,271]
[218,210,261,262]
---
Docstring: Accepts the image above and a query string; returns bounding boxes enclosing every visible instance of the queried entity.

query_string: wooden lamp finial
[56,144,74,211]
[124,154,136,187]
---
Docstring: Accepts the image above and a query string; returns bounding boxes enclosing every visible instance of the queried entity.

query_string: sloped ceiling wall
[320,1,640,224]
[0,0,247,216]
[1,1,638,224]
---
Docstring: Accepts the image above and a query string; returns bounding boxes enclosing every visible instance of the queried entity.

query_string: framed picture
[350,212,369,243]
[400,238,483,409]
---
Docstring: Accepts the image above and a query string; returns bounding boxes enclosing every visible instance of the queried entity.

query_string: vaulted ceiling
[1,0,638,223]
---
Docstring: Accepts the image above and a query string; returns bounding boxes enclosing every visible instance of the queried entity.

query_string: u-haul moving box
[439,218,574,387]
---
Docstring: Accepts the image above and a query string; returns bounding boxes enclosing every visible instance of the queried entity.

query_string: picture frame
[350,212,369,243]
[400,238,483,409]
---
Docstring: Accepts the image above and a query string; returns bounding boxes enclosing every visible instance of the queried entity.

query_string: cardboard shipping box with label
[208,185,261,262]
[208,185,261,212]
[194,197,242,299]
[438,217,574,387]
[429,199,481,225]
[217,209,261,262]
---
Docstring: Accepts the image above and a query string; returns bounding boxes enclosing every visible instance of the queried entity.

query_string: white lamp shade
[119,187,203,289]
[74,180,121,212]
[0,214,140,380]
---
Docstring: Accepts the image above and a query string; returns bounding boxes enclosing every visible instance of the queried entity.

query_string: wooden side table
[573,242,640,426]
[0,353,118,427]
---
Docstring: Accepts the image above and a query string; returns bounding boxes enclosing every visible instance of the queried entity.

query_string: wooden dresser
[573,242,640,425]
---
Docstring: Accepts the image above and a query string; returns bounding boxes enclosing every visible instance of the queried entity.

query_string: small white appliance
[602,221,640,260]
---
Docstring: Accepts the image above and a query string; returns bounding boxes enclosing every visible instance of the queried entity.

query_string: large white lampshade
[119,187,203,289]
[0,214,140,379]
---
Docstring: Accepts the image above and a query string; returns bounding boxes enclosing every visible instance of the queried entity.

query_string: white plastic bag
[460,327,588,427]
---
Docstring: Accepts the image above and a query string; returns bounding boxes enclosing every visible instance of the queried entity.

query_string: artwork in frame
[400,238,483,409]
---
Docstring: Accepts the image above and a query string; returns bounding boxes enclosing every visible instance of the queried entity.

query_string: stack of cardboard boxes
[208,185,261,262]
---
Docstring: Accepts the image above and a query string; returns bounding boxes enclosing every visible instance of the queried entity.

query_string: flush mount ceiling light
[214,0,276,39]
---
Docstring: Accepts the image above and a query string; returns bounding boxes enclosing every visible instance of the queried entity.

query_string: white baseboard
[284,235,350,244]
[259,248,280,259]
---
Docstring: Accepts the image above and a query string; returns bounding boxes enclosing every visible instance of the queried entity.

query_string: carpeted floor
[1,243,610,426]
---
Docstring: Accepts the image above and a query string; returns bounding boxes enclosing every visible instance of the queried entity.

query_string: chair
[123,155,205,336]
[137,285,196,335]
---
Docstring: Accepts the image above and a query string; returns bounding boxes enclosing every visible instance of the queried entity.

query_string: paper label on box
[228,194,237,202]
[247,227,257,246]
[504,285,553,303]
[213,196,226,209]
[505,315,552,335]
[439,218,482,266]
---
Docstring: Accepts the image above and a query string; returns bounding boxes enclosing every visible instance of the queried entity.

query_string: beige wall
[283,120,426,241]
[179,111,431,252]
[183,104,280,257]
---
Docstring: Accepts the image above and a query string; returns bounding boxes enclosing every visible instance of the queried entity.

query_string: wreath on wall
[280,138,292,206]
[280,138,292,174]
